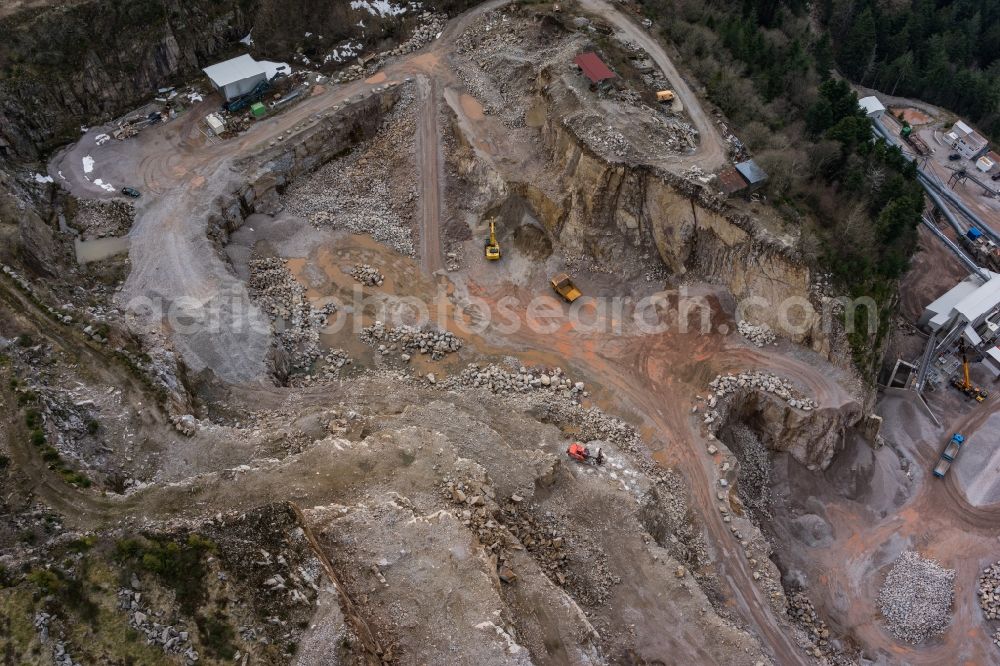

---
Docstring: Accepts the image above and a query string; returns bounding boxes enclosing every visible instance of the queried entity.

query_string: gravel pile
[284,90,416,256]
[349,263,384,286]
[449,363,586,403]
[878,551,955,643]
[977,560,1000,620]
[71,198,134,239]
[360,321,462,360]
[737,320,776,347]
[725,424,771,521]
[247,257,335,370]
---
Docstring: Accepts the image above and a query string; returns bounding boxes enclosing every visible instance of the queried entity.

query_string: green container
[251,102,266,118]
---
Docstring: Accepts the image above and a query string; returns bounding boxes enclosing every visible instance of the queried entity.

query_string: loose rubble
[449,362,587,403]
[246,257,335,370]
[360,321,462,360]
[70,198,135,239]
[786,590,836,660]
[332,13,446,83]
[704,372,818,427]
[284,88,417,255]
[349,263,384,286]
[118,587,198,663]
[878,551,955,643]
[737,320,776,347]
[977,560,1000,620]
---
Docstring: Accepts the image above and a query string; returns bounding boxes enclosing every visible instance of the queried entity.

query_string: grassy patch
[115,534,217,615]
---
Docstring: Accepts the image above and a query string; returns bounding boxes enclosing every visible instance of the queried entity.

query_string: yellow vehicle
[952,340,989,403]
[656,90,675,103]
[550,273,582,302]
[485,220,501,261]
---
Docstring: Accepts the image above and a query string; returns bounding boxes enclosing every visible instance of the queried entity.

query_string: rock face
[0,0,480,160]
[0,1,254,158]
[720,387,862,470]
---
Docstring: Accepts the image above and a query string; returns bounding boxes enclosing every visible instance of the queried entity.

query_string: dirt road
[577,0,728,172]
[416,75,444,275]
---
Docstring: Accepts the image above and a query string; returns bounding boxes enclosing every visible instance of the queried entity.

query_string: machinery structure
[551,273,582,302]
[485,220,501,261]
[933,433,966,478]
[566,442,604,465]
[951,340,989,402]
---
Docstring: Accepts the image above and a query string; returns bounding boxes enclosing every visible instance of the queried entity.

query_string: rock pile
[71,199,135,239]
[118,586,199,663]
[360,321,462,360]
[450,363,586,403]
[439,476,576,591]
[571,116,631,159]
[284,91,416,256]
[878,551,955,643]
[737,320,776,347]
[33,612,82,666]
[349,264,384,286]
[786,591,834,659]
[708,372,817,411]
[977,560,1000,620]
[725,424,771,521]
[247,257,335,369]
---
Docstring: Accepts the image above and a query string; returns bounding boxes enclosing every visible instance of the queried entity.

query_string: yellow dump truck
[656,90,675,103]
[550,273,582,302]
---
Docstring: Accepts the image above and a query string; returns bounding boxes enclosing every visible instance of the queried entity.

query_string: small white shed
[203,55,267,102]
[858,96,886,119]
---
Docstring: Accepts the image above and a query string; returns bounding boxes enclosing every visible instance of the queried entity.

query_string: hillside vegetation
[825,0,1000,141]
[642,0,924,374]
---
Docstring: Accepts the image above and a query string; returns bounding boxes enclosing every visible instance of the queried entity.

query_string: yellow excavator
[951,340,988,403]
[485,220,501,261]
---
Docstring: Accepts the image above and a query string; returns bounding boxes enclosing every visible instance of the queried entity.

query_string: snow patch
[324,40,364,63]
[350,0,408,16]
[33,173,54,184]
[260,60,292,80]
[82,155,95,174]
[93,179,115,192]
[240,31,253,46]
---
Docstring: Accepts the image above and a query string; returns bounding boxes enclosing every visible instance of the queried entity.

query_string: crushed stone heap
[349,263,384,286]
[737,320,776,347]
[977,560,1000,620]
[878,550,955,643]
[360,321,462,360]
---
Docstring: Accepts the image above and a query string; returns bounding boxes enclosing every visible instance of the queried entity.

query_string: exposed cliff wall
[518,89,821,346]
[205,84,403,248]
[0,0,478,161]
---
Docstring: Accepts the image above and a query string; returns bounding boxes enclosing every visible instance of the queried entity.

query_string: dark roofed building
[574,52,616,85]
[735,159,767,191]
[717,168,747,195]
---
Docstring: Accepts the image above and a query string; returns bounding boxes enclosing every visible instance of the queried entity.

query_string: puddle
[75,236,129,264]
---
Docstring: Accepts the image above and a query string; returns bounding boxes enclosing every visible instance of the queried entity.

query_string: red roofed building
[574,52,615,85]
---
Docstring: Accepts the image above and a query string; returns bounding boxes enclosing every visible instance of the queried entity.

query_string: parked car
[948,153,961,161]
[992,173,1000,181]
[121,186,141,198]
